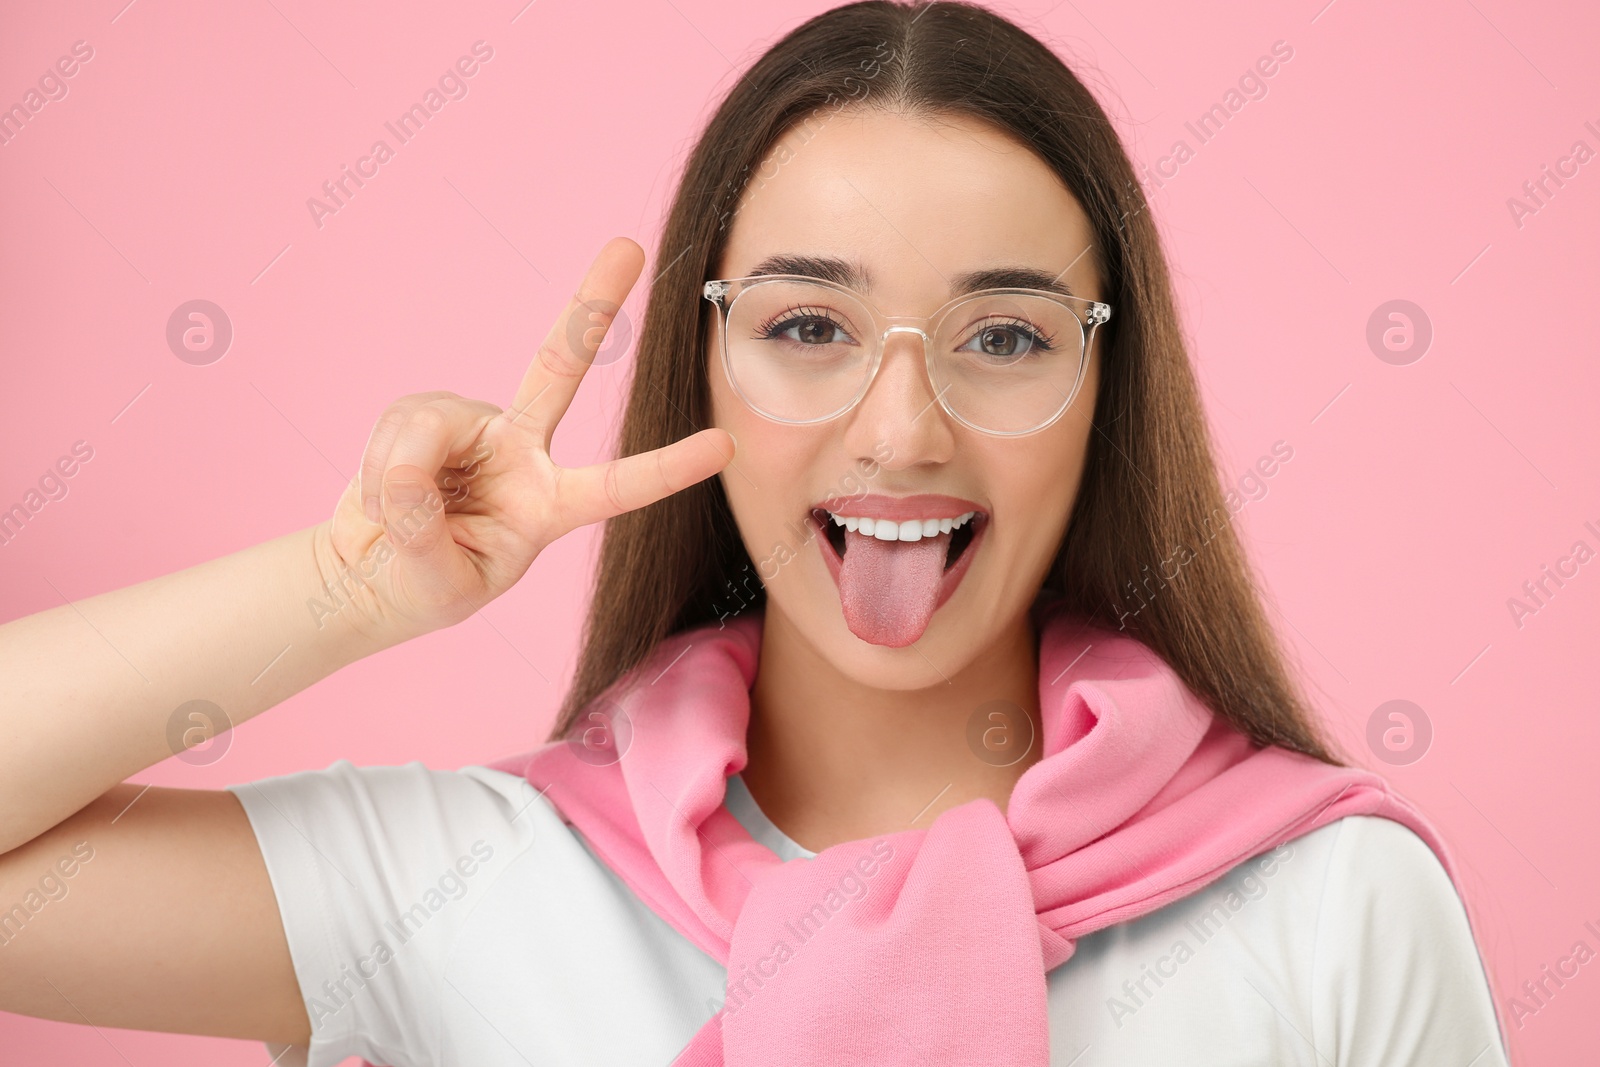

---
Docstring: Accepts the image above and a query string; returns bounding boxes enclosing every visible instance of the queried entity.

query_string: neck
[742,606,1044,854]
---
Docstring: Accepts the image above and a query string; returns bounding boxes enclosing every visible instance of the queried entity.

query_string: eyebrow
[744,253,1077,299]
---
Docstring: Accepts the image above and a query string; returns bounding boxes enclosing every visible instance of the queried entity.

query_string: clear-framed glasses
[702,274,1112,437]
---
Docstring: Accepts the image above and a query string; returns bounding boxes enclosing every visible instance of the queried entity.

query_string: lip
[815,493,985,521]
[810,499,989,617]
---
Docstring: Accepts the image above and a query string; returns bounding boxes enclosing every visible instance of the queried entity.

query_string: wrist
[306,519,427,657]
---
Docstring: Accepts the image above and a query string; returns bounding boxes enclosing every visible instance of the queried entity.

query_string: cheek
[992,377,1096,561]
[994,439,1080,542]
[709,349,776,485]
[708,352,812,543]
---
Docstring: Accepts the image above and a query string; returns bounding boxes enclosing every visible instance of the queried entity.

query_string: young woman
[0,3,1509,1065]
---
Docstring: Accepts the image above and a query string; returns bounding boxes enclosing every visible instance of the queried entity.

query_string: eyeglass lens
[722,279,1088,435]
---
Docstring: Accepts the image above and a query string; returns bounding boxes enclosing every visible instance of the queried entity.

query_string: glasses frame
[702,273,1113,437]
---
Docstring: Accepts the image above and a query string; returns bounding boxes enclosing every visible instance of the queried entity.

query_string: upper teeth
[828,511,977,542]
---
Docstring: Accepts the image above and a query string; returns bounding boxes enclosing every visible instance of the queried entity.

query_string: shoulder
[1309,813,1478,951]
[1163,807,1483,951]
[227,758,565,875]
[1043,814,1507,1067]
[224,761,567,1067]
[227,757,551,821]
[1319,811,1448,880]
[230,759,735,1067]
[1305,815,1509,1066]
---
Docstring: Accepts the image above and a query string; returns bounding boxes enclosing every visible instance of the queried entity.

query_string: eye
[756,306,858,346]
[959,319,1057,359]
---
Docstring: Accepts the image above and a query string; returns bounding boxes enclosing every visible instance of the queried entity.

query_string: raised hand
[325,237,733,639]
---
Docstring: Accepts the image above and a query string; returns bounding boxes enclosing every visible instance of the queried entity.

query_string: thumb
[380,465,484,626]
[381,464,454,564]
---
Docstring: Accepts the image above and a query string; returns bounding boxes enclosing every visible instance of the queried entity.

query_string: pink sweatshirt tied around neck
[479,610,1468,1065]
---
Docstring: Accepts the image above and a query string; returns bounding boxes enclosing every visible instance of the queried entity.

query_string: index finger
[507,236,644,446]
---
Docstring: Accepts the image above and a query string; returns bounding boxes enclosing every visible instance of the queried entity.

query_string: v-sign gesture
[326,237,734,639]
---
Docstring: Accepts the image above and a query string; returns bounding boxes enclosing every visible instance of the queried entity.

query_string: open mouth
[808,495,989,648]
[812,507,982,572]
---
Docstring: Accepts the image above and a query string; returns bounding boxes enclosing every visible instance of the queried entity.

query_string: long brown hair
[549,0,1344,766]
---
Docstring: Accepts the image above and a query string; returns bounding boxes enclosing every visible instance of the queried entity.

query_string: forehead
[717,108,1100,305]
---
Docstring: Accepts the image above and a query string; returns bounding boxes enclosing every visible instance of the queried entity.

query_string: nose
[842,327,956,469]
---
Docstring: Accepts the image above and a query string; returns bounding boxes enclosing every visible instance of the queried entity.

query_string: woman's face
[709,107,1104,687]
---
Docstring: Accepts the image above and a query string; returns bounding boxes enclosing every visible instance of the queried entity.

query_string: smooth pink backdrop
[2,1,1596,1064]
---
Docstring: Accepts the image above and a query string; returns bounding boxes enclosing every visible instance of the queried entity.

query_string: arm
[0,784,312,1043]
[0,518,394,1041]
[0,520,392,856]
[0,237,731,1044]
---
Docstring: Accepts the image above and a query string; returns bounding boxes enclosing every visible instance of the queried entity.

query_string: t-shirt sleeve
[226,760,548,1067]
[1311,815,1510,1066]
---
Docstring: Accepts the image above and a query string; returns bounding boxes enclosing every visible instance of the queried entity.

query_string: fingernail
[364,496,381,524]
[387,481,423,508]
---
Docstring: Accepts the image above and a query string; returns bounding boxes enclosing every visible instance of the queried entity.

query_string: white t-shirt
[228,760,1509,1067]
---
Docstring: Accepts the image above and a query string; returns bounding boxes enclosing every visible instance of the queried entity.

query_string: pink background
[2,0,1596,1063]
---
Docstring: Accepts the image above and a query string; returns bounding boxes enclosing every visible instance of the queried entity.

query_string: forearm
[0,521,400,854]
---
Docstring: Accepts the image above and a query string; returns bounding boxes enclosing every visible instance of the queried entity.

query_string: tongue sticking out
[837,530,948,647]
